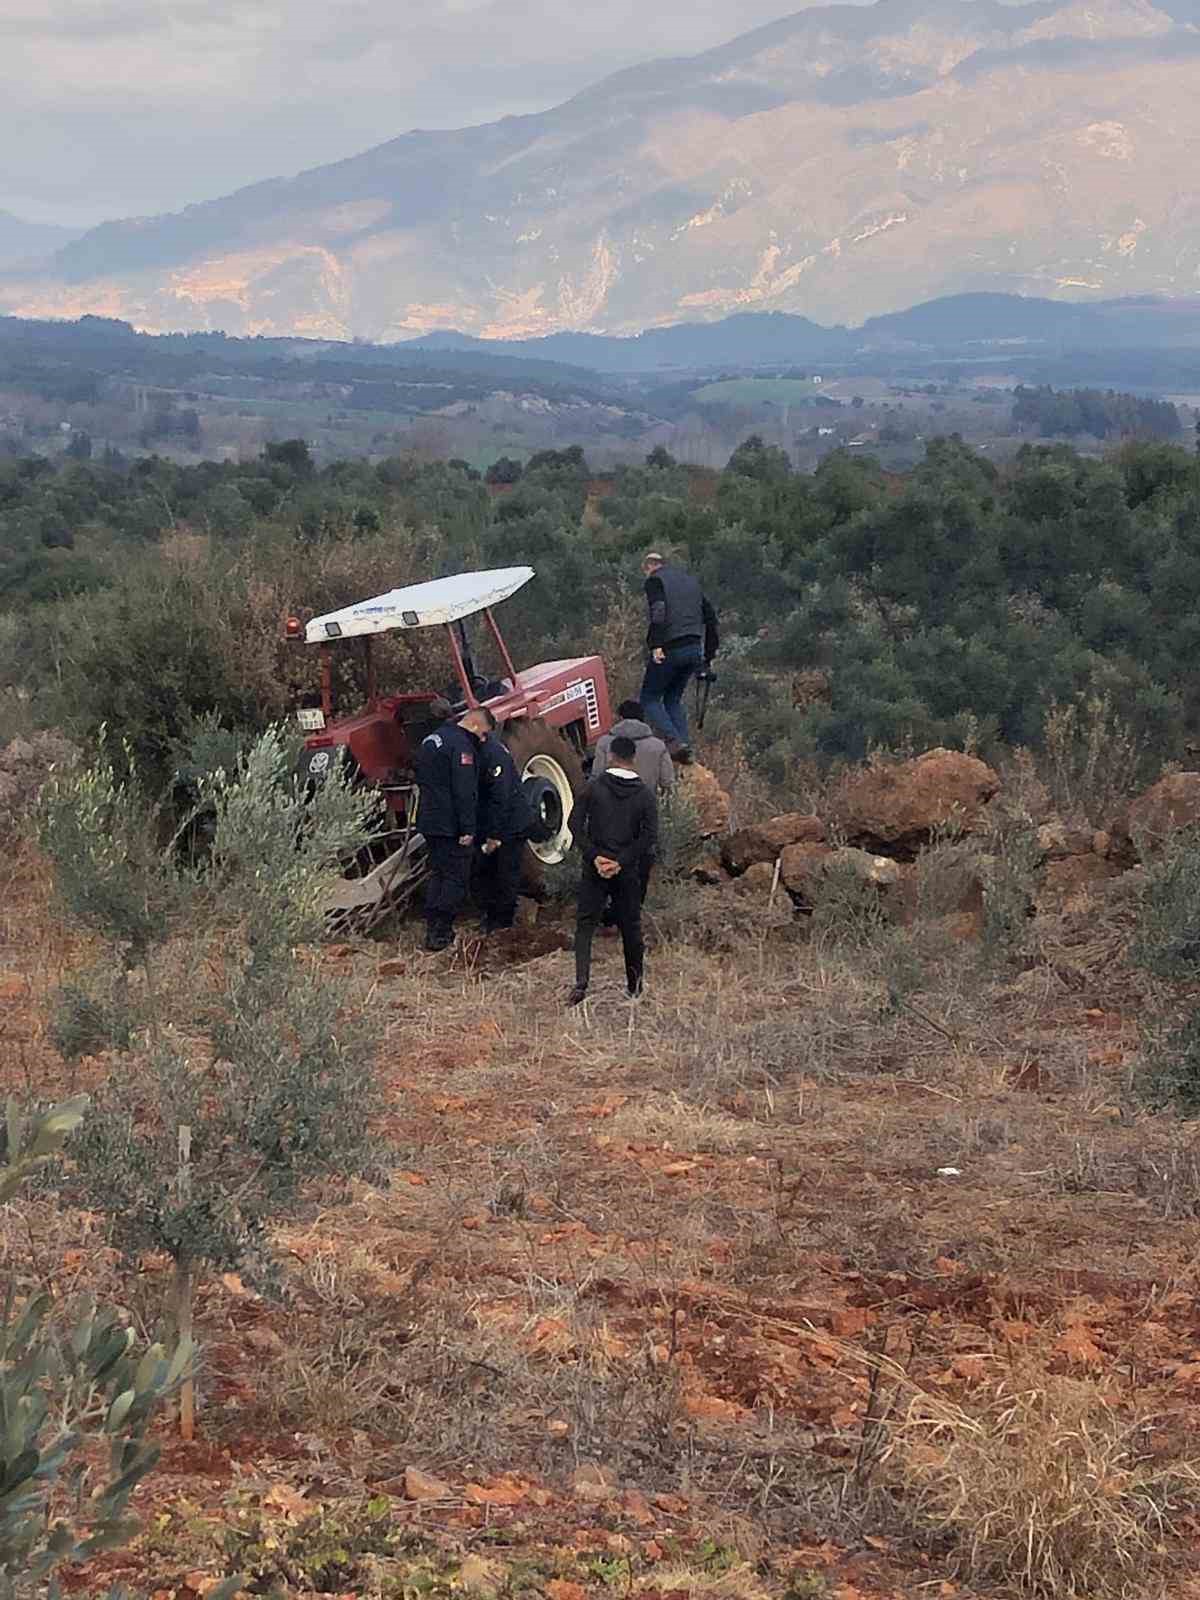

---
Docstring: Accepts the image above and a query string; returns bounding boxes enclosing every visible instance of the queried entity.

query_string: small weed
[1041,694,1149,830]
[783,1575,830,1600]
[980,816,1040,966]
[585,1554,633,1586]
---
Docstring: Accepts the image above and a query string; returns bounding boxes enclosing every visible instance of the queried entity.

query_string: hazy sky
[1,0,839,229]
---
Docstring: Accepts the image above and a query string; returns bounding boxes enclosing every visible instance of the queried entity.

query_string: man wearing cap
[639,550,719,759]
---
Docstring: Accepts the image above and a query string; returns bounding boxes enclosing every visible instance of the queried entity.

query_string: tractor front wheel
[503,718,585,875]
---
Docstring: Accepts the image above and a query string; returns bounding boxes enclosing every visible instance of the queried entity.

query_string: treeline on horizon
[2,427,1200,793]
[1012,384,1182,442]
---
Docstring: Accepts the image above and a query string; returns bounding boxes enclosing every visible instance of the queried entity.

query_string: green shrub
[979,818,1040,967]
[37,743,183,971]
[0,1098,236,1600]
[1129,829,1200,981]
[654,784,705,882]
[47,968,135,1063]
[49,729,388,1424]
[1130,830,1200,1113]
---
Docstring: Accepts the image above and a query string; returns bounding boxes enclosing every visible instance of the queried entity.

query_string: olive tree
[0,1097,239,1600]
[40,728,387,1434]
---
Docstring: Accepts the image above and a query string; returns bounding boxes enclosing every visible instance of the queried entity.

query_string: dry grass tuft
[633,1563,773,1600]
[892,1368,1199,1599]
[609,1093,763,1153]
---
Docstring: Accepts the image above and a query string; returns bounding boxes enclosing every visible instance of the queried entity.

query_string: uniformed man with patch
[415,704,497,951]
[476,730,535,935]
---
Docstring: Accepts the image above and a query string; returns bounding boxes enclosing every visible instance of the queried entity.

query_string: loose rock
[830,748,1000,858]
[1111,771,1200,865]
[721,812,824,875]
[1036,819,1095,860]
[681,763,731,838]
[404,1465,453,1501]
[732,860,779,899]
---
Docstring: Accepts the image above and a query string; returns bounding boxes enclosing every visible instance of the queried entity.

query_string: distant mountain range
[5,0,1200,342]
[410,293,1200,372]
[0,212,82,271]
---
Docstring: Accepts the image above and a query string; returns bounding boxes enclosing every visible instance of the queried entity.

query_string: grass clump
[894,1371,1199,1598]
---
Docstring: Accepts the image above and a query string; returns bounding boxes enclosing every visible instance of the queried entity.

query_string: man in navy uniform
[415,704,496,951]
[476,729,534,934]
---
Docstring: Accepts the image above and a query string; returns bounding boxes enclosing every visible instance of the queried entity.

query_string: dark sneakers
[566,985,588,1007]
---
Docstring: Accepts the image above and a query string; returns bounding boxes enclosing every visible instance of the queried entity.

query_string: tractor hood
[306,567,534,643]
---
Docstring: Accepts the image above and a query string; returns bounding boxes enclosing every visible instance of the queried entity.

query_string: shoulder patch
[492,765,503,778]
[423,733,443,749]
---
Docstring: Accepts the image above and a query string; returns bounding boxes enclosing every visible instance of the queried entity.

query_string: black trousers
[575,861,644,992]
[603,856,651,922]
[424,836,473,932]
[476,838,524,929]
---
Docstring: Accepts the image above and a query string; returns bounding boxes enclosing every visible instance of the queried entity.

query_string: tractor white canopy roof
[305,566,534,644]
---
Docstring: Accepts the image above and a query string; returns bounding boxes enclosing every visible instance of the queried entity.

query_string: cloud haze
[1,0,841,227]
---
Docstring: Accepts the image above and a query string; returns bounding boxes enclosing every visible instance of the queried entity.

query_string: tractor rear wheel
[502,718,585,884]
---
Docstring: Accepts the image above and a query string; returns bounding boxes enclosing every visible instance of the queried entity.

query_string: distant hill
[411,312,853,372]
[406,294,1200,372]
[0,212,82,271]
[5,0,1200,339]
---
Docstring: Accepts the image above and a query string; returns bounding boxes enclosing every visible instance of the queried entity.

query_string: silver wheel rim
[523,753,575,864]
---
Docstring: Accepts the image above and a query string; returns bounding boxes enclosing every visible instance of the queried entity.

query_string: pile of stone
[692,745,1196,934]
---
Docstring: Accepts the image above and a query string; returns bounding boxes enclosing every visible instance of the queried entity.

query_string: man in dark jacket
[639,550,719,758]
[567,735,658,1006]
[476,731,534,934]
[593,700,675,794]
[415,704,496,951]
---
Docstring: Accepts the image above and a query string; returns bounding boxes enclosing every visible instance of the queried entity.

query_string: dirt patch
[7,862,1200,1598]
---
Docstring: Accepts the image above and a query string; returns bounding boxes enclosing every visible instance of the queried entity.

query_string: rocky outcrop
[706,744,1163,935]
[721,812,824,876]
[781,843,905,912]
[681,764,732,839]
[1036,854,1120,912]
[829,749,1000,858]
[1036,819,1096,861]
[779,841,835,896]
[732,861,780,900]
[1111,772,1200,865]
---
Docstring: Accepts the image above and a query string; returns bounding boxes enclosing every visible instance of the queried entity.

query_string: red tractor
[285,565,613,927]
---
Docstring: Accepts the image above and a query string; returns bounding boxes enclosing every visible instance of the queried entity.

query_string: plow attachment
[326,832,429,936]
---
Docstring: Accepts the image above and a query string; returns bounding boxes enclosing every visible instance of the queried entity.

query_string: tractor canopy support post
[319,645,333,719]
[364,636,377,707]
[482,607,518,685]
[444,623,479,707]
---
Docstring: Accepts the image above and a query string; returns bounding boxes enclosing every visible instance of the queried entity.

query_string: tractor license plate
[296,708,326,732]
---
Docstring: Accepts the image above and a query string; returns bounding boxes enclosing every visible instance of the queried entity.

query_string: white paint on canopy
[305,566,534,644]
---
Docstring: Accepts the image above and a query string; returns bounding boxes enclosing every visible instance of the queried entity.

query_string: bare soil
[5,849,1200,1600]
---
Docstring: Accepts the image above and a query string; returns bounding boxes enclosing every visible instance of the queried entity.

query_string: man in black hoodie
[593,699,673,915]
[567,735,658,1006]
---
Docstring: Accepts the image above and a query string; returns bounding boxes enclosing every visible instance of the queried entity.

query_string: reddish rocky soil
[4,802,1200,1600]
